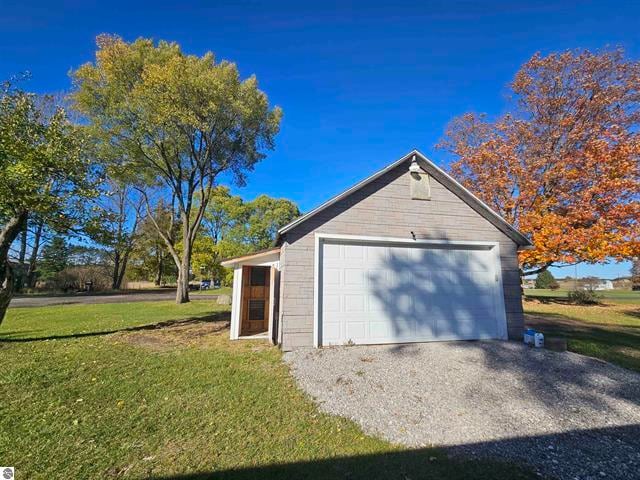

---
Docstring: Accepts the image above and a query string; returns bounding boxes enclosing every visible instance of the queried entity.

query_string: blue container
[523,328,535,345]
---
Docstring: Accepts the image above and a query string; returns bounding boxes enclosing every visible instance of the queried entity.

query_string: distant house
[583,279,614,291]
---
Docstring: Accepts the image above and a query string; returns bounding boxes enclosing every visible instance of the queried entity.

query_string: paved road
[10,290,222,308]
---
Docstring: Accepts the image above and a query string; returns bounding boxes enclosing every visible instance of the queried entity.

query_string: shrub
[38,265,112,292]
[568,288,601,305]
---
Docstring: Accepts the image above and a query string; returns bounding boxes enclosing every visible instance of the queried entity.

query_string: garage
[318,236,508,346]
[226,150,531,350]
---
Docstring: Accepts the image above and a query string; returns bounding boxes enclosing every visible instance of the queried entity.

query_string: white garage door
[320,240,507,346]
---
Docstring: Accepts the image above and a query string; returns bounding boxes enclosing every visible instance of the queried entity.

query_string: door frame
[313,233,507,348]
[229,253,280,342]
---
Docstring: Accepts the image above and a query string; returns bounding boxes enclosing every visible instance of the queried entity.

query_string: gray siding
[279,160,524,350]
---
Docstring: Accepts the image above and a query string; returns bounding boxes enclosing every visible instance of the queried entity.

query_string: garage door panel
[437,316,476,339]
[343,320,363,338]
[323,294,341,312]
[467,252,493,272]
[368,294,387,312]
[422,268,453,288]
[344,268,365,286]
[365,269,389,289]
[365,245,388,266]
[415,313,436,338]
[320,241,505,346]
[391,317,417,338]
[438,310,495,338]
[344,294,365,312]
[323,321,341,344]
[395,293,413,315]
[324,243,341,259]
[369,321,392,339]
[453,278,494,295]
[344,244,365,260]
[458,267,494,282]
[324,268,342,286]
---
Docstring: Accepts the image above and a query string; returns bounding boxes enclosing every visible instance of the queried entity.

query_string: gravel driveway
[285,342,640,479]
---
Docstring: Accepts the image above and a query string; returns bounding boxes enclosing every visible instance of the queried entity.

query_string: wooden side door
[240,266,270,335]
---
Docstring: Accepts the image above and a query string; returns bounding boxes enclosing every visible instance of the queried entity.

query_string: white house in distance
[584,279,614,291]
[221,150,533,350]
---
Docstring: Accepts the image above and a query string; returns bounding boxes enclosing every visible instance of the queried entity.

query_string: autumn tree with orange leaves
[440,49,640,276]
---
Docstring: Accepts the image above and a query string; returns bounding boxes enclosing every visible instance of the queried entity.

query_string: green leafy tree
[201,186,247,244]
[190,236,247,282]
[192,191,299,283]
[72,35,282,304]
[128,201,177,286]
[244,195,300,249]
[535,270,559,289]
[0,81,94,322]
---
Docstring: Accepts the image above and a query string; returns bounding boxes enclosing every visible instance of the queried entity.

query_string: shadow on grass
[149,424,640,480]
[524,294,573,305]
[524,293,640,309]
[625,309,640,320]
[150,447,533,480]
[0,311,231,343]
[526,312,640,346]
[525,312,640,372]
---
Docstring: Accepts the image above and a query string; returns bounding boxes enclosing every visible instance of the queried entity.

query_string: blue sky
[1,1,637,278]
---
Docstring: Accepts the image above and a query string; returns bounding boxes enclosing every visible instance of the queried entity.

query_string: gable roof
[276,150,532,247]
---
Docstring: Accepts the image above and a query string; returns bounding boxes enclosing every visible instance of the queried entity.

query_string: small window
[250,267,267,286]
[248,299,265,320]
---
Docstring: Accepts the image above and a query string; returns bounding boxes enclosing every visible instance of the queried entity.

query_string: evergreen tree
[535,270,559,289]
[39,236,70,281]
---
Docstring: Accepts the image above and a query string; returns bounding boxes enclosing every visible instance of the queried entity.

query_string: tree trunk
[0,212,28,324]
[0,265,14,324]
[140,192,191,303]
[111,249,121,290]
[14,227,28,292]
[154,251,164,286]
[19,227,27,263]
[115,249,130,290]
[522,262,553,277]
[175,245,191,304]
[26,220,44,288]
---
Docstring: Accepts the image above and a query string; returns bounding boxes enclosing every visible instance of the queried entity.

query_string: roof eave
[220,247,281,267]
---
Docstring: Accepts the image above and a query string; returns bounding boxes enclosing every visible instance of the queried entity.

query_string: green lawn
[524,291,640,372]
[0,301,222,341]
[0,301,535,480]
